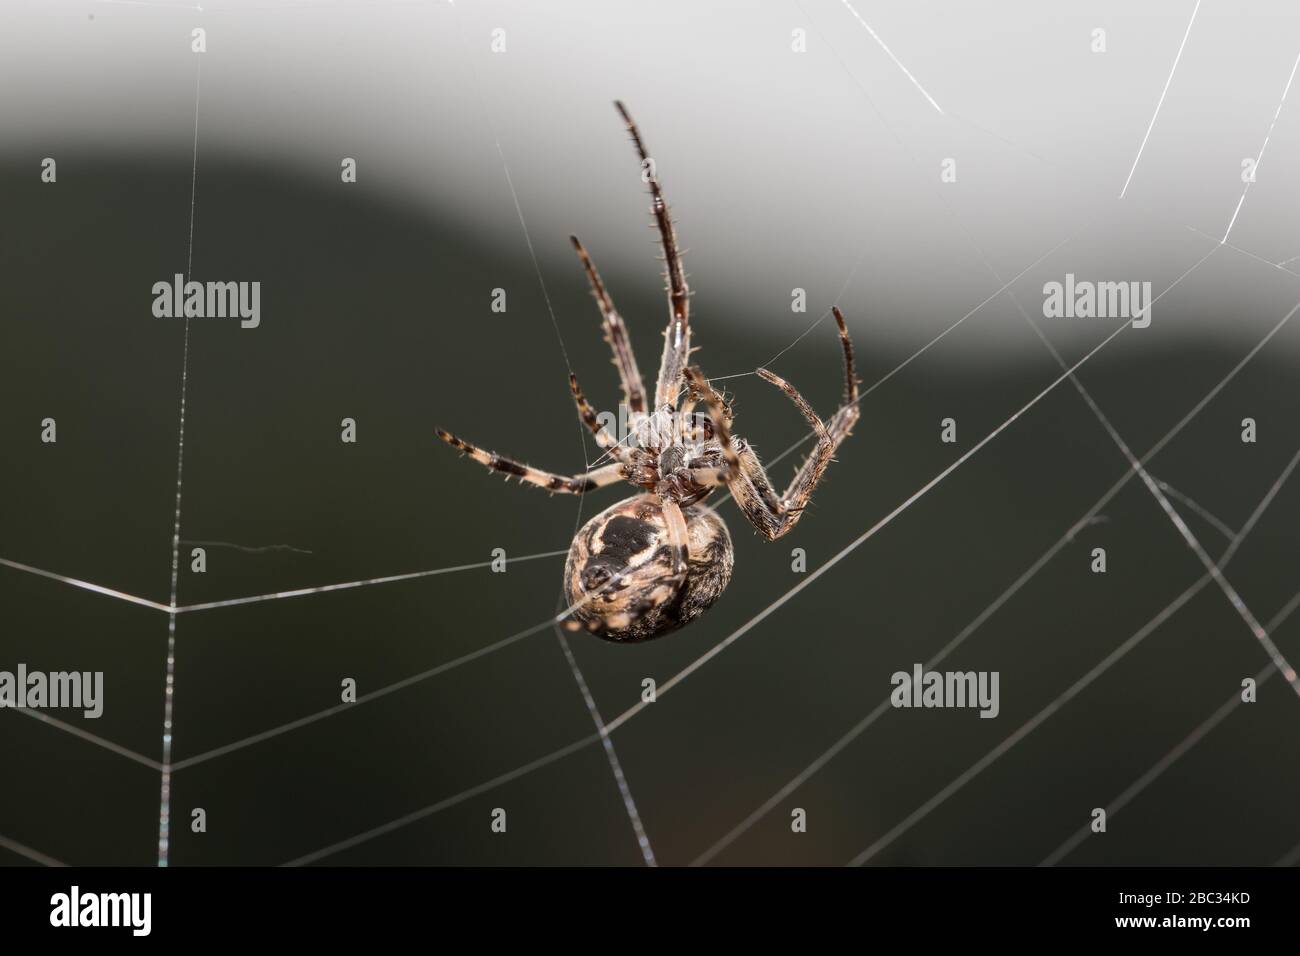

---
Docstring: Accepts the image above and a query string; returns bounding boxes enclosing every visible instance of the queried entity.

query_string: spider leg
[436,428,624,494]
[678,382,732,445]
[686,310,861,540]
[684,368,784,516]
[833,306,860,407]
[784,307,861,497]
[683,367,740,479]
[660,497,691,585]
[739,369,835,537]
[568,373,634,462]
[614,101,691,410]
[570,235,647,416]
[756,368,831,443]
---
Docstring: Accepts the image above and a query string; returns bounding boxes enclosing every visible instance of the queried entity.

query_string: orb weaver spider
[437,102,860,642]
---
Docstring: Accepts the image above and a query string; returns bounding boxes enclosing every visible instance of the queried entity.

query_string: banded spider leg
[686,308,860,540]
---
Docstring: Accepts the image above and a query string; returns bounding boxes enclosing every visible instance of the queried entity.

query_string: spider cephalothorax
[437,101,860,642]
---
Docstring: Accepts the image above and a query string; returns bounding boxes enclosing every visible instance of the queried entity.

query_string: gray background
[0,0,1298,866]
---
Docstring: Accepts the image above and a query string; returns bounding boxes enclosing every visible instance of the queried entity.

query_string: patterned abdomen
[563,495,734,642]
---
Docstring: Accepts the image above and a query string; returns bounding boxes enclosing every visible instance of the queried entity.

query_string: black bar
[1,866,1292,942]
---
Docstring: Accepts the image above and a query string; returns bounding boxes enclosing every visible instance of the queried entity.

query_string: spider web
[2,0,1299,868]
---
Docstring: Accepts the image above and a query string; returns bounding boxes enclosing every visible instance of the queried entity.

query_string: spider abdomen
[564,494,733,643]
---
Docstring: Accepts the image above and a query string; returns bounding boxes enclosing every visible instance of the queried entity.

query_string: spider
[437,102,860,642]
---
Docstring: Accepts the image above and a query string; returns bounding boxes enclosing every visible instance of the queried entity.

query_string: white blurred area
[5,0,1300,351]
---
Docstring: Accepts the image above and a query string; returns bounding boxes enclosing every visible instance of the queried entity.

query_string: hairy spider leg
[683,366,741,478]
[683,367,784,515]
[614,101,691,411]
[785,307,861,494]
[569,235,648,416]
[684,311,860,539]
[661,498,691,582]
[568,372,635,461]
[435,427,624,494]
[833,306,860,408]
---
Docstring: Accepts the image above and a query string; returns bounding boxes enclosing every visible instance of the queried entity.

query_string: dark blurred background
[1,0,1298,867]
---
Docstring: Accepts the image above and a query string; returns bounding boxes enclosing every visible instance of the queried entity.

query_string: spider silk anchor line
[0,833,65,868]
[0,548,572,616]
[168,554,644,774]
[157,51,201,870]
